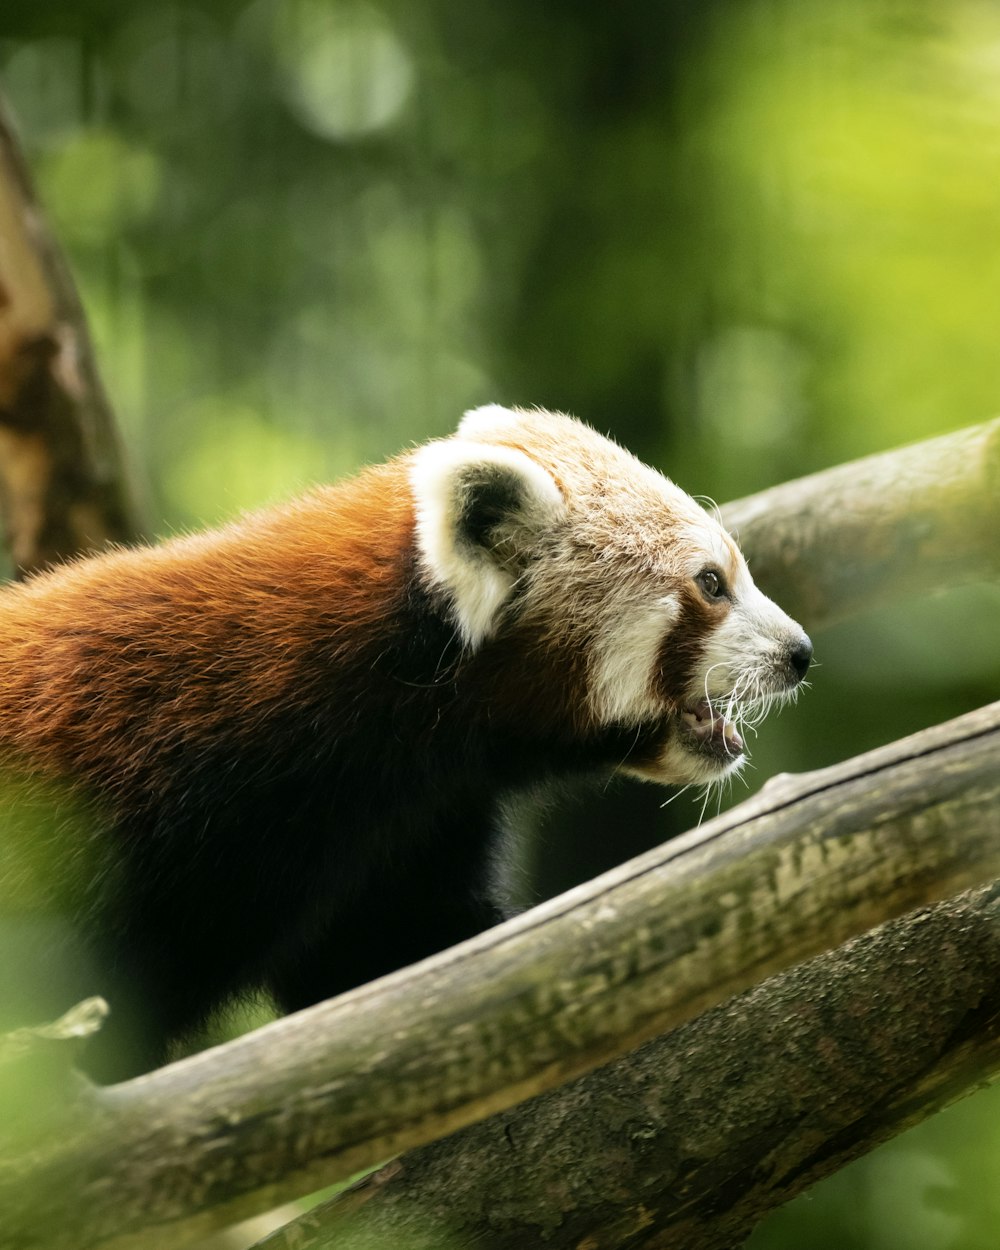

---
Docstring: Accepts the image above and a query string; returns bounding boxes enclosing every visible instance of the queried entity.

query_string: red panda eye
[697,569,726,601]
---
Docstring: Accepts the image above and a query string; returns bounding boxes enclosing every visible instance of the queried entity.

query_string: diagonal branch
[2,700,998,1250]
[722,416,1000,627]
[280,884,1000,1250]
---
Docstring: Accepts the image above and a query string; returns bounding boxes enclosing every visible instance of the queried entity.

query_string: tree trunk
[0,93,141,573]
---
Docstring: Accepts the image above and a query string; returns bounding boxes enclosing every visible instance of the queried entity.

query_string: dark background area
[2,1,999,1245]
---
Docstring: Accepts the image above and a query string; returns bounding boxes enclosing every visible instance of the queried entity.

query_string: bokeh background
[2,1,1000,1246]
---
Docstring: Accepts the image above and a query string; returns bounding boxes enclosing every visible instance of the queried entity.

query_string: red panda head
[409,405,811,787]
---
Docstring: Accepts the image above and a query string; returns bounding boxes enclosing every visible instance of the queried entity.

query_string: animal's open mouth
[679,699,744,761]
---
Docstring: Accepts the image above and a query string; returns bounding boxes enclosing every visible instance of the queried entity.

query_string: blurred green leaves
[6,0,1000,519]
[37,129,161,245]
[161,399,334,523]
[688,0,1000,470]
[242,0,415,140]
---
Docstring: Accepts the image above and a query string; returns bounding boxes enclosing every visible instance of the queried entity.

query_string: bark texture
[721,416,1000,626]
[1,702,997,1250]
[0,94,140,573]
[274,885,1000,1250]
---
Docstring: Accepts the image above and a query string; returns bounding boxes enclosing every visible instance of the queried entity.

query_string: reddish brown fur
[0,463,415,791]
[4,455,553,1076]
[654,586,727,706]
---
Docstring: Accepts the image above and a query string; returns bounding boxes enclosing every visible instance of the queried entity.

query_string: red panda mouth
[679,699,744,760]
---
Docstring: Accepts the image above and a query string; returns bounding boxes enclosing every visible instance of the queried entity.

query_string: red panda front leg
[266,816,505,1013]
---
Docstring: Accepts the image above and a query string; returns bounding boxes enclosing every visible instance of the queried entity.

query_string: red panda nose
[788,635,813,681]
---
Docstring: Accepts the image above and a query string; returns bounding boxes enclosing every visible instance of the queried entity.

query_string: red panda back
[0,461,414,790]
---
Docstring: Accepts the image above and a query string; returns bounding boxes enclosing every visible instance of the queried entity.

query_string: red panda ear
[409,439,565,649]
[457,403,521,441]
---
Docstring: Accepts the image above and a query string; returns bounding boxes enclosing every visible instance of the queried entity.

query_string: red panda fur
[0,466,416,783]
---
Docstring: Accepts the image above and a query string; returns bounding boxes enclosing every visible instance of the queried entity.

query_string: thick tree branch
[0,93,140,573]
[2,701,998,1250]
[722,416,1000,628]
[275,884,1000,1250]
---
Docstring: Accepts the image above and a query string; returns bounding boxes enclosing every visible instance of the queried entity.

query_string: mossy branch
[278,883,1000,1250]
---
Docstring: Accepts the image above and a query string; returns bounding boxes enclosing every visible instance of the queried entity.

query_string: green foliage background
[2,0,1000,1245]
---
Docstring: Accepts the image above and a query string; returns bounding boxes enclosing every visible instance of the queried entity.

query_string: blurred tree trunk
[0,93,141,575]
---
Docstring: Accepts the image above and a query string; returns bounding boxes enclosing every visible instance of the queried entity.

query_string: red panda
[0,405,811,1078]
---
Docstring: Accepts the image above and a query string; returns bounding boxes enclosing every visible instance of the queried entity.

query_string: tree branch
[0,93,140,573]
[3,701,998,1250]
[273,883,1000,1250]
[721,416,1000,628]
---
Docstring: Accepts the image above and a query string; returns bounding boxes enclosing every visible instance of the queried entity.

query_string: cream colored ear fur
[410,431,564,649]
[456,402,522,441]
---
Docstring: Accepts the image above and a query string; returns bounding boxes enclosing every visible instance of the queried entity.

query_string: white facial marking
[589,594,680,725]
[705,528,734,574]
[696,557,804,701]
[611,514,808,786]
[622,736,743,787]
